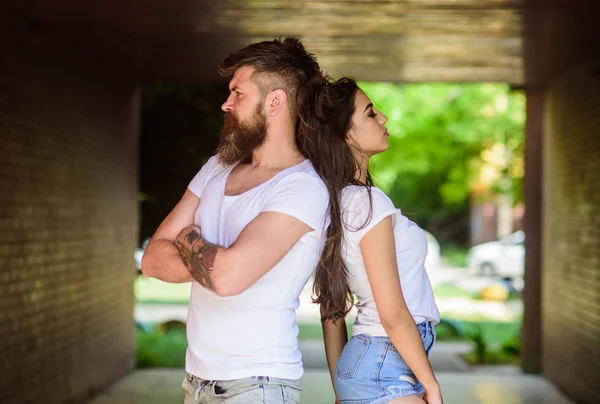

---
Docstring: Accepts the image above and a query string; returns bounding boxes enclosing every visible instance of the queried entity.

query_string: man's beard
[217,104,268,165]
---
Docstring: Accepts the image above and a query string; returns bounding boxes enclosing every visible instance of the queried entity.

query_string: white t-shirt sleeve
[343,187,398,243]
[262,172,330,235]
[187,156,221,198]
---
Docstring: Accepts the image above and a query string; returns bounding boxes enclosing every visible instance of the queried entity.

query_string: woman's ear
[345,128,358,148]
[346,128,365,157]
[266,89,288,116]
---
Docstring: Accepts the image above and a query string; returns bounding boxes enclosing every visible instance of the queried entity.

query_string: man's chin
[217,146,245,165]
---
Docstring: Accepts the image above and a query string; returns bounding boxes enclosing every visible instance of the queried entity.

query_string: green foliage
[467,324,488,364]
[433,319,464,340]
[433,283,476,299]
[462,330,521,366]
[501,336,521,357]
[439,244,470,267]
[357,83,525,243]
[458,320,521,365]
[136,328,187,368]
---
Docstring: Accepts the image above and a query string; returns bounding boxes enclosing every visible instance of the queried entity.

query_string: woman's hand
[424,390,443,404]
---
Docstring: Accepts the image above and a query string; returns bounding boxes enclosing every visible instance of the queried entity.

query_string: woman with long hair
[297,78,443,404]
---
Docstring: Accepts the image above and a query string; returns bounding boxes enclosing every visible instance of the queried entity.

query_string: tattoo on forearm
[185,230,201,244]
[176,230,220,291]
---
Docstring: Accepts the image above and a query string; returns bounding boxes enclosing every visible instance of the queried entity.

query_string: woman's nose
[379,113,388,125]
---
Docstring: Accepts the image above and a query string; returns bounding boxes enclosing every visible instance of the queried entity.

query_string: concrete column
[520,86,544,374]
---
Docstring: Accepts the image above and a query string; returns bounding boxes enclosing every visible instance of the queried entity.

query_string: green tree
[358,83,525,243]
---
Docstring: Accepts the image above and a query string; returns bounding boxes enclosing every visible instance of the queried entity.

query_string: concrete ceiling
[7,1,597,85]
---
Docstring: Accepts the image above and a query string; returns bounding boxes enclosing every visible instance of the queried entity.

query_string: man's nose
[222,96,233,112]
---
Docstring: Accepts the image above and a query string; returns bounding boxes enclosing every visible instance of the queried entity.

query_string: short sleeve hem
[262,206,326,237]
[343,186,399,243]
[353,208,398,243]
[261,169,329,236]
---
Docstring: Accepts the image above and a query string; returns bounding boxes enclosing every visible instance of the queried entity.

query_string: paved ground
[88,369,573,404]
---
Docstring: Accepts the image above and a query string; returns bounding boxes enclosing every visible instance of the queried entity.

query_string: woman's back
[340,185,440,337]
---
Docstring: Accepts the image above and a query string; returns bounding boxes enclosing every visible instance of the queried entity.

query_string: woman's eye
[368,110,377,118]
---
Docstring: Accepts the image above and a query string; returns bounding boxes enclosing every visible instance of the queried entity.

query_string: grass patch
[136,328,187,368]
[135,323,345,367]
[433,283,476,299]
[298,323,323,340]
[135,277,191,304]
[135,320,522,367]
[298,322,353,340]
[440,244,469,267]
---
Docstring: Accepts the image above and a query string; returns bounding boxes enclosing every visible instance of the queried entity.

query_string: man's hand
[175,224,221,291]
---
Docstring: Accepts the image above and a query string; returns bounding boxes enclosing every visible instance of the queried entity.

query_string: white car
[134,238,150,273]
[424,231,441,269]
[467,231,525,279]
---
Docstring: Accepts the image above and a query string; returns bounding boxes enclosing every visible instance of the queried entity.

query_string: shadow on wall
[140,85,227,241]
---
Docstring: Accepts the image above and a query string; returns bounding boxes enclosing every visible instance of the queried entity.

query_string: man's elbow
[212,282,245,298]
[211,273,247,297]
[140,253,156,278]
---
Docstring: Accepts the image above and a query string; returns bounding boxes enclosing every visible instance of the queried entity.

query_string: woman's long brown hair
[297,77,373,322]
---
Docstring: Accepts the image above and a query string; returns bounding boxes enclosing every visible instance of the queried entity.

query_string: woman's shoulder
[341,185,395,210]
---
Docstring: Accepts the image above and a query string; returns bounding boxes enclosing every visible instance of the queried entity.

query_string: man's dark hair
[219,38,324,122]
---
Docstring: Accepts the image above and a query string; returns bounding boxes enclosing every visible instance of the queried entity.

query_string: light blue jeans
[182,374,301,404]
[334,322,436,404]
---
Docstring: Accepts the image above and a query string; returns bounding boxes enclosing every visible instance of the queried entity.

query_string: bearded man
[142,38,329,404]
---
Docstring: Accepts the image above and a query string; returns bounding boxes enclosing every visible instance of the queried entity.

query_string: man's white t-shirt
[185,156,329,381]
[341,186,440,337]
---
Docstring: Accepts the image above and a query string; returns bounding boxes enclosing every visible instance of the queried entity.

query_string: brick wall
[0,23,139,404]
[542,54,600,403]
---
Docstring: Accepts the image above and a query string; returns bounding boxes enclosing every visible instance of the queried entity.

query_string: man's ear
[266,89,288,116]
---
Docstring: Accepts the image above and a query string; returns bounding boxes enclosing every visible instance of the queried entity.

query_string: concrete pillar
[521,86,545,374]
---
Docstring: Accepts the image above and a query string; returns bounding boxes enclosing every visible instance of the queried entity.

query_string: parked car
[424,231,441,269]
[134,238,150,273]
[467,231,525,278]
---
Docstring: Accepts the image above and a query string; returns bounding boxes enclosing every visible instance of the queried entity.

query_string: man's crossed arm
[142,189,313,296]
[174,225,219,291]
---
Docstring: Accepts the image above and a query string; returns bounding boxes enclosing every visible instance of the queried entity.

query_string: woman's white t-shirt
[341,185,440,337]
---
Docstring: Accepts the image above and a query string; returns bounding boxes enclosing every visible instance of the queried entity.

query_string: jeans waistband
[186,374,300,389]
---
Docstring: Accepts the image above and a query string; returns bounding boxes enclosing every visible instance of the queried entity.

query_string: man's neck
[249,126,304,170]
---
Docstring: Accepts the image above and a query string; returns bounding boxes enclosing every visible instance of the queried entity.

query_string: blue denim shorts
[334,322,436,404]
